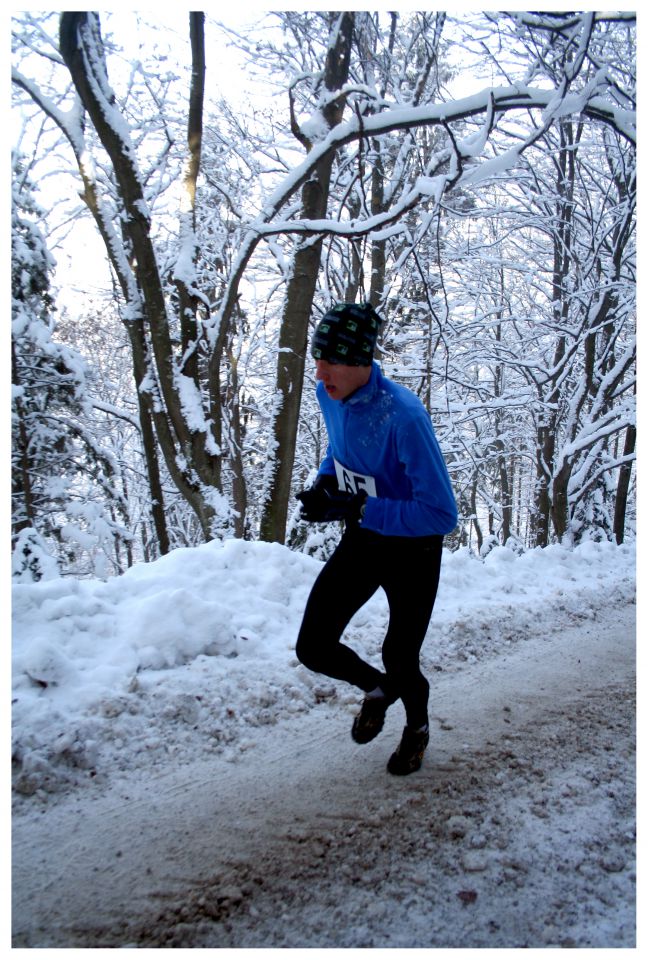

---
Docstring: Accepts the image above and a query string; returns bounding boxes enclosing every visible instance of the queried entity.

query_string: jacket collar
[343,361,381,406]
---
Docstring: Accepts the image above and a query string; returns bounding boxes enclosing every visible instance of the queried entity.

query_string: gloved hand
[295,473,338,521]
[296,475,367,524]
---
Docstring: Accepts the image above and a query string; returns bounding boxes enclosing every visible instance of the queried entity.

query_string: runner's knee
[295,632,324,672]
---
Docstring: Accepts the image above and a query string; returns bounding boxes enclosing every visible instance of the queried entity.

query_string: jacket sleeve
[361,413,458,537]
[317,444,337,481]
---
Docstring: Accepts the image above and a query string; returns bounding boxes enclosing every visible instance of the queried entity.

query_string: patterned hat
[311,302,383,366]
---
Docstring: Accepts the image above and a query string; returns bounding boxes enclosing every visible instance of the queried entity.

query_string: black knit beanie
[311,302,383,366]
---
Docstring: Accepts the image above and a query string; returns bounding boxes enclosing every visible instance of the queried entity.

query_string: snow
[175,372,208,434]
[11,536,636,948]
[11,537,631,788]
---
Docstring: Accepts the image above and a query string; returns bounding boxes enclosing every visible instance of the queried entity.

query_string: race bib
[334,458,377,497]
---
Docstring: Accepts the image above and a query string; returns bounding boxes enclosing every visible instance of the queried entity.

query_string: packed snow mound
[12,537,635,799]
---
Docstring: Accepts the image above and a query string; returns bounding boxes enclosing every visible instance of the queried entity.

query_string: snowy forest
[11,10,637,581]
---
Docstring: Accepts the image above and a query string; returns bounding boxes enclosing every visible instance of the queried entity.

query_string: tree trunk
[531,122,574,546]
[551,459,571,542]
[493,304,511,544]
[470,475,483,553]
[60,13,221,542]
[369,150,387,307]
[530,421,554,548]
[498,448,512,544]
[613,422,635,544]
[10,341,36,538]
[225,319,248,538]
[259,14,354,543]
[137,395,171,556]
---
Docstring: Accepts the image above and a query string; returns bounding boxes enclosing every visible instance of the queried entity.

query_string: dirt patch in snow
[12,600,635,949]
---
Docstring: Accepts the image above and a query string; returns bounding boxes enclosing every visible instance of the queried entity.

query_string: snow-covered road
[12,597,635,949]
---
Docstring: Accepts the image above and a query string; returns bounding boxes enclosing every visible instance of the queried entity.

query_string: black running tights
[296,526,443,730]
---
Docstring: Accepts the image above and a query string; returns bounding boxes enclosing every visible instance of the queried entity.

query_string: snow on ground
[11,536,637,949]
[12,536,634,799]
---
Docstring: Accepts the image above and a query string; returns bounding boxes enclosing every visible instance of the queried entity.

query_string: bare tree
[258,13,354,543]
[13,11,635,555]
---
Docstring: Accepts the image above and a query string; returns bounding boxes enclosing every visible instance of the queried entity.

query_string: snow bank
[11,537,635,798]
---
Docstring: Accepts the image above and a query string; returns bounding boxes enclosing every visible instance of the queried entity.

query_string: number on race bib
[334,459,377,497]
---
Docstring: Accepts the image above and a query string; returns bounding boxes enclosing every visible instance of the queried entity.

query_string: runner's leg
[380,536,443,729]
[296,528,386,693]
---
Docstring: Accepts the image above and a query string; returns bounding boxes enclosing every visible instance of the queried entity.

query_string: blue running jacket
[316,362,458,537]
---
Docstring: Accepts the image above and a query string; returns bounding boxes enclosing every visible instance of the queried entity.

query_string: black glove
[297,475,367,524]
[295,473,337,520]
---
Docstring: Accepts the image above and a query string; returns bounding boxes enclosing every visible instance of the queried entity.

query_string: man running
[296,302,457,775]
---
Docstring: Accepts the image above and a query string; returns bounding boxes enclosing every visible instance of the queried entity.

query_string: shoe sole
[387,756,424,775]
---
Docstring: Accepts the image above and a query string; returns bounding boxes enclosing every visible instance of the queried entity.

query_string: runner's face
[315,359,371,401]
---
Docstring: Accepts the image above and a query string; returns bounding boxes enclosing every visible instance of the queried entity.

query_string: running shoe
[387,725,429,775]
[351,694,392,744]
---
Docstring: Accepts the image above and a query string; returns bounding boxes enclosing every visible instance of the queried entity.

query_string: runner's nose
[315,360,330,381]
